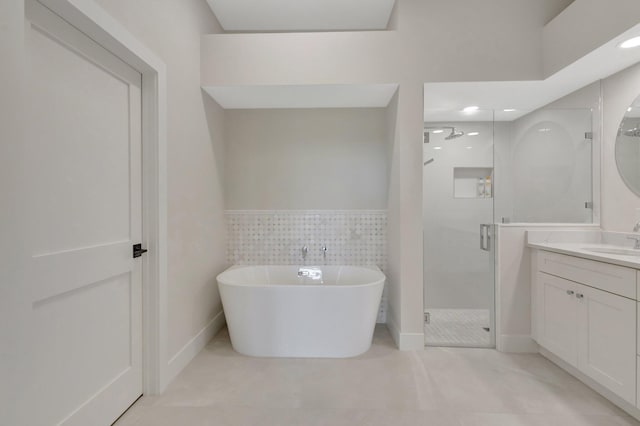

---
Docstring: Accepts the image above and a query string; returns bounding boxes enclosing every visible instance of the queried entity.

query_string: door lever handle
[133,243,148,258]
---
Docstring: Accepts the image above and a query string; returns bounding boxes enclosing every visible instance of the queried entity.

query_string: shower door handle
[479,224,491,252]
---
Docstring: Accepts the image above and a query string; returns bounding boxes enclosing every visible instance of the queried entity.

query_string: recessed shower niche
[453,167,493,199]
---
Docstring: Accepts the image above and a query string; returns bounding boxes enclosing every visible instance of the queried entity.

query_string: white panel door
[577,285,636,404]
[25,2,143,425]
[536,272,578,367]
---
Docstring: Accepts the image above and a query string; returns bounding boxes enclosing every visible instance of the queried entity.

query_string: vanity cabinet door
[577,284,636,404]
[537,272,579,367]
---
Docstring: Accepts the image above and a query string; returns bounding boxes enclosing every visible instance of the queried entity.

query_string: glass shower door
[422,115,495,348]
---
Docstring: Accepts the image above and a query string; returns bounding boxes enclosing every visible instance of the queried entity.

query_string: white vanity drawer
[538,250,636,300]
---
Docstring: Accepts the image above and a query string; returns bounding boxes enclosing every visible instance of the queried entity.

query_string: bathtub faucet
[301,245,308,262]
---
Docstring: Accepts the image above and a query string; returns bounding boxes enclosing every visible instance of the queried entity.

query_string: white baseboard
[166,310,226,384]
[497,334,539,353]
[398,332,425,350]
[386,315,424,351]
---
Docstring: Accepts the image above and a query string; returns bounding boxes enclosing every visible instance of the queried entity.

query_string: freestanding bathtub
[217,265,385,358]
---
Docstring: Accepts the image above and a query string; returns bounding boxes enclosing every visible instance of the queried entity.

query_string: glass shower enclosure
[422,107,593,348]
[422,114,496,348]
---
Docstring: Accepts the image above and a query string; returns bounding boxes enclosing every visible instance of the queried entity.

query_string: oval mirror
[616,96,640,196]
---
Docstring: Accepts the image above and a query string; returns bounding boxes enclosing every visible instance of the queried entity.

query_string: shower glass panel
[494,108,593,224]
[423,114,495,348]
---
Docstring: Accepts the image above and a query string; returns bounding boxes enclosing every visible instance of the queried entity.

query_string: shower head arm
[423,126,464,142]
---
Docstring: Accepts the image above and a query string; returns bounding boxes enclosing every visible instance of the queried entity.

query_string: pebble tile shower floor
[115,326,639,426]
[424,309,491,348]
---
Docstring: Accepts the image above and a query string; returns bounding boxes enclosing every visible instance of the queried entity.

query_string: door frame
[34,0,169,394]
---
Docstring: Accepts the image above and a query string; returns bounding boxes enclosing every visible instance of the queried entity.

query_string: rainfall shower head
[424,126,465,142]
[445,128,465,140]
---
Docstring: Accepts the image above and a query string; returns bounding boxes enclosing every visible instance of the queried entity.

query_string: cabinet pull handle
[576,293,584,299]
[566,290,574,295]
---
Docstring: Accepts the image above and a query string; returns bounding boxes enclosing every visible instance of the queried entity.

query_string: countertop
[528,241,640,270]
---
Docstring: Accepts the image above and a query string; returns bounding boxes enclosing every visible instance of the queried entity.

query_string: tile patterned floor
[115,326,639,426]
[424,309,491,348]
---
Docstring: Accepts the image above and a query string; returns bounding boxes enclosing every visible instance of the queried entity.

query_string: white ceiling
[204,84,399,109]
[424,23,640,122]
[206,0,396,32]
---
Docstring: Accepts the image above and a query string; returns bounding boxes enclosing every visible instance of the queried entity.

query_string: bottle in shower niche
[484,175,492,198]
[477,178,485,198]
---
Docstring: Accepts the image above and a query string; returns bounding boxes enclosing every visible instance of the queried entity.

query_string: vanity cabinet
[536,272,578,366]
[534,250,637,405]
[577,283,635,403]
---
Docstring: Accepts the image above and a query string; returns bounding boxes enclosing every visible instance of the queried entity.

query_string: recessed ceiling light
[433,146,442,150]
[628,107,633,112]
[538,128,551,132]
[503,109,516,112]
[463,106,479,113]
[466,146,473,149]
[432,130,444,134]
[468,132,480,136]
[620,36,640,49]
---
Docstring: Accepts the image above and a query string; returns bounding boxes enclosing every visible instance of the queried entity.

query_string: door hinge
[424,312,431,324]
[133,243,148,258]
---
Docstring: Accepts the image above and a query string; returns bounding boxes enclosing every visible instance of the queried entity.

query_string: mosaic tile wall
[225,210,388,322]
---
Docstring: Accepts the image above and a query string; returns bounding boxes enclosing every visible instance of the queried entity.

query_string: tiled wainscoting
[225,210,388,322]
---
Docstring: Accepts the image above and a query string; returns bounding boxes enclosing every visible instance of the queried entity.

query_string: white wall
[543,0,640,77]
[384,90,405,342]
[541,0,576,24]
[0,1,30,424]
[494,122,514,222]
[385,83,425,349]
[202,1,557,87]
[94,0,228,369]
[495,226,532,352]
[602,62,640,231]
[224,108,389,210]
